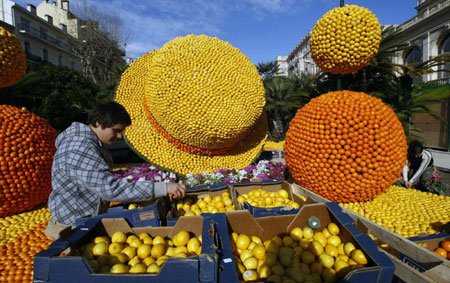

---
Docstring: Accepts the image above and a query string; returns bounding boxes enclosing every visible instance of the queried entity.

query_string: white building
[286,31,319,77]
[392,0,450,85]
[1,0,80,69]
[274,56,288,77]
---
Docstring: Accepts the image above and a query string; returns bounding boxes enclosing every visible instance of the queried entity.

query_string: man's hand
[167,183,186,199]
[405,181,413,188]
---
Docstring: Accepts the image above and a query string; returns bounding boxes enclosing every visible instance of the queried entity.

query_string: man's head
[408,140,424,160]
[87,102,131,145]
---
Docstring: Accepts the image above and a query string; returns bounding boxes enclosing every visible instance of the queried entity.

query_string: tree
[67,0,129,84]
[0,62,101,131]
[257,61,280,80]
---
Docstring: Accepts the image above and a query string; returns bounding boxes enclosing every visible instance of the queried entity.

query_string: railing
[25,52,42,63]
[17,23,68,50]
[401,0,450,30]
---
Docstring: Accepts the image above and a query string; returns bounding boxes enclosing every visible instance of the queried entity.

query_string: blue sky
[15,0,418,64]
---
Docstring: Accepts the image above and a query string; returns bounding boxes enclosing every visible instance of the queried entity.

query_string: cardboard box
[75,197,170,228]
[232,181,313,218]
[217,203,394,283]
[167,184,240,226]
[34,215,220,283]
[398,233,450,272]
[291,183,450,282]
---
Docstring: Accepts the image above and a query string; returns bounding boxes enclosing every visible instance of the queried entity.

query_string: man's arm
[409,150,432,183]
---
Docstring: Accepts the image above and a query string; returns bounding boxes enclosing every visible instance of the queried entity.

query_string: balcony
[17,23,69,51]
[402,0,450,31]
[25,52,42,63]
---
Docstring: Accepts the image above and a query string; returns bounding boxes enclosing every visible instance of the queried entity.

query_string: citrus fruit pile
[284,91,407,203]
[70,230,202,274]
[237,188,300,209]
[0,105,58,217]
[339,185,450,238]
[0,207,52,282]
[0,27,26,88]
[115,35,267,175]
[264,141,285,150]
[310,5,381,74]
[231,223,368,282]
[433,240,450,260]
[175,191,236,216]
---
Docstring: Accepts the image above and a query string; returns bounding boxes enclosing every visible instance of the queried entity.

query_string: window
[20,17,30,32]
[58,55,63,66]
[439,33,450,79]
[43,49,48,62]
[45,15,53,25]
[40,27,48,41]
[404,46,423,84]
[24,41,30,55]
[60,24,67,32]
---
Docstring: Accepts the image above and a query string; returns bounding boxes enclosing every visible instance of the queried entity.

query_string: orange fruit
[433,248,447,259]
[440,240,450,252]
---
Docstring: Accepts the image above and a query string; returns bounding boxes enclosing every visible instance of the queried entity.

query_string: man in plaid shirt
[45,102,186,239]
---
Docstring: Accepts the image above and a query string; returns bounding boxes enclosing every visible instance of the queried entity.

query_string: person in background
[45,102,186,240]
[402,140,434,189]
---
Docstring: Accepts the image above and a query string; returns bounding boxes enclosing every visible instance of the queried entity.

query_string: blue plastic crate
[75,197,170,228]
[34,214,221,283]
[232,181,310,218]
[167,184,238,226]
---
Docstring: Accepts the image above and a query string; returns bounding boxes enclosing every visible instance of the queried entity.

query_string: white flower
[186,173,193,178]
[212,173,224,179]
[138,177,146,182]
[170,172,177,179]
[126,176,133,181]
[150,166,156,170]
[155,176,162,182]
[204,179,213,185]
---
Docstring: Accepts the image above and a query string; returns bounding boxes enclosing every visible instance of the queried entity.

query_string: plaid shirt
[48,122,167,226]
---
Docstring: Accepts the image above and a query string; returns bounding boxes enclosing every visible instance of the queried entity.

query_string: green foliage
[423,173,449,195]
[0,62,123,132]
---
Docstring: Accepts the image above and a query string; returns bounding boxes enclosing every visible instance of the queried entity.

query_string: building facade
[286,31,320,76]
[1,0,80,70]
[0,0,126,84]
[274,56,288,77]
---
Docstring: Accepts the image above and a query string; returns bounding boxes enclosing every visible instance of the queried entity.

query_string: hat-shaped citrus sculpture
[0,105,57,217]
[309,5,382,74]
[116,35,267,175]
[0,27,26,88]
[284,91,407,203]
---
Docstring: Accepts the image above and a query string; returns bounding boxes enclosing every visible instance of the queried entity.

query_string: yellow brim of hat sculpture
[115,34,268,175]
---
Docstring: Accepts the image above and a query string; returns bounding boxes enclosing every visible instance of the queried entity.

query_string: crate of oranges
[34,214,220,282]
[397,233,450,273]
[216,202,394,282]
[167,184,240,226]
[232,181,312,218]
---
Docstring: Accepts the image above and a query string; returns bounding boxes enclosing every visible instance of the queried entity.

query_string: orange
[440,240,450,252]
[433,248,447,259]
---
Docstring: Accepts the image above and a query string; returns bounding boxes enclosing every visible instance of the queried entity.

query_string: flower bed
[114,160,286,188]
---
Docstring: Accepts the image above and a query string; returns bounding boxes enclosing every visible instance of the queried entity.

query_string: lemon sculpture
[309,5,382,74]
[116,34,267,175]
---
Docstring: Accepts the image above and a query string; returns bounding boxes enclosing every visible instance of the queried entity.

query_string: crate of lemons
[222,203,387,283]
[69,227,203,274]
[173,185,238,217]
[233,181,307,217]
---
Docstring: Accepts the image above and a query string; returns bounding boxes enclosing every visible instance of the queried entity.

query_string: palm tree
[264,77,292,141]
[257,61,280,81]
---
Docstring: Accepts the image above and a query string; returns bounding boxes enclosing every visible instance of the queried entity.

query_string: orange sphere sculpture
[0,105,57,217]
[284,91,407,203]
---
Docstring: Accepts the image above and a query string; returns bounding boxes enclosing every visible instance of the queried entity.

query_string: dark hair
[407,140,423,161]
[87,102,131,128]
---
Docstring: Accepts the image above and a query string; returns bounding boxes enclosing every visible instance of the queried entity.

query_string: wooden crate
[290,183,450,283]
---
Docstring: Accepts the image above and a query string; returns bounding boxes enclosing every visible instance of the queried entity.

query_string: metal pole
[340,0,344,7]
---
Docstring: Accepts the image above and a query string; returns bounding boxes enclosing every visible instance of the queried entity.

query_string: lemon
[143,256,155,266]
[147,263,161,274]
[351,249,368,265]
[129,263,146,274]
[243,270,259,281]
[308,241,324,256]
[128,256,141,267]
[111,231,127,243]
[110,263,129,274]
[327,223,340,235]
[173,230,190,247]
[319,253,335,268]
[243,257,258,270]
[92,242,108,256]
[236,234,251,250]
